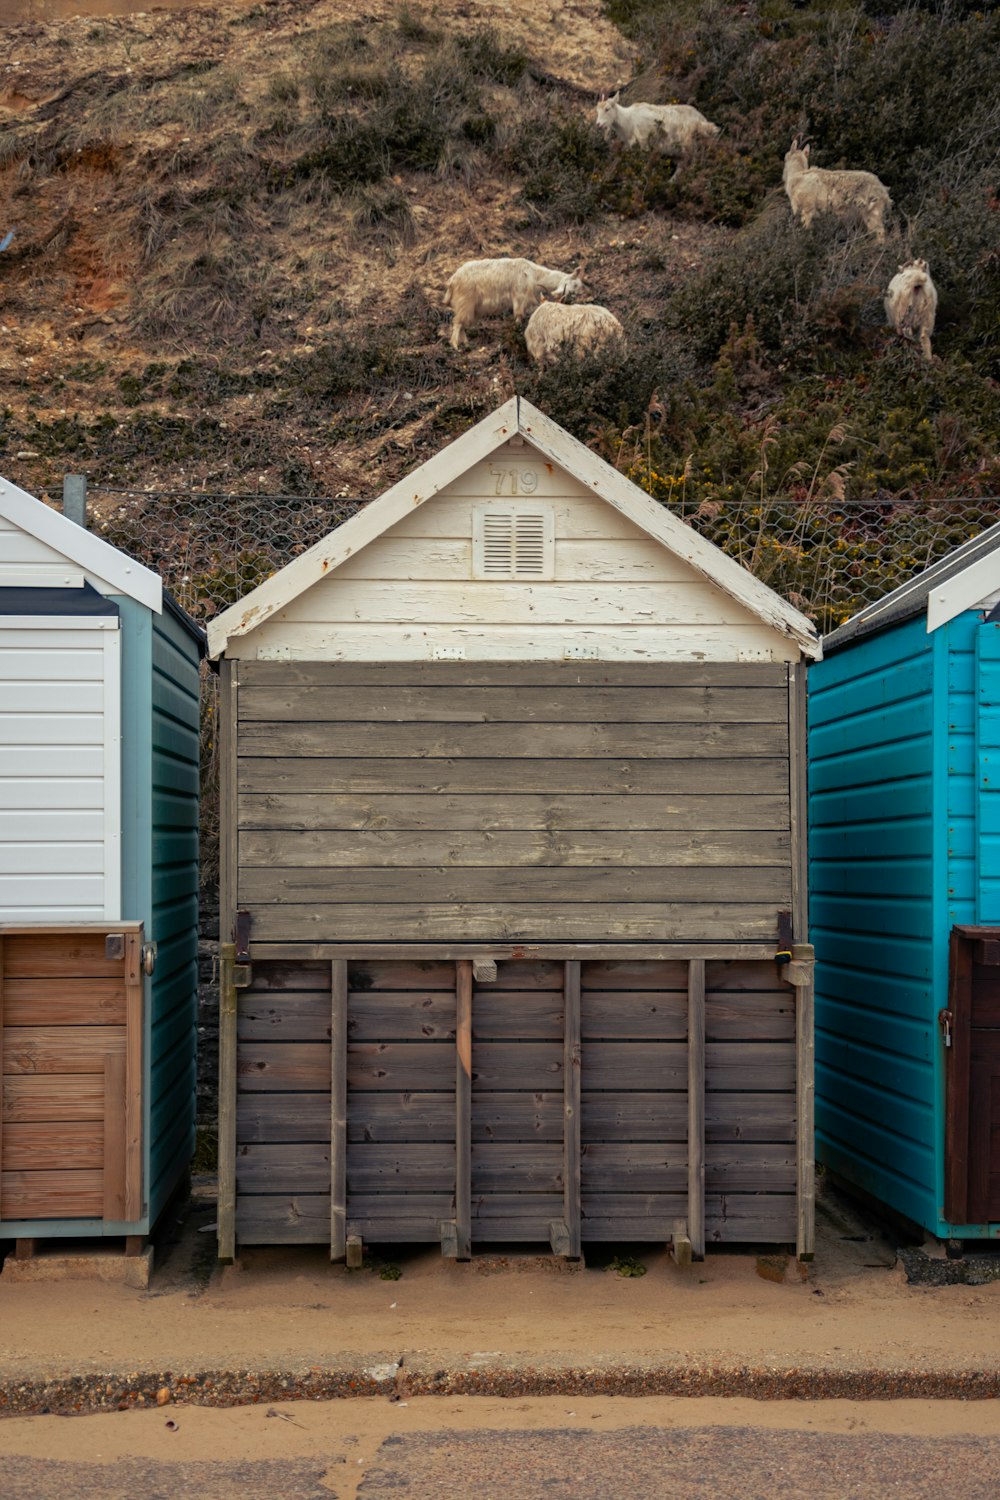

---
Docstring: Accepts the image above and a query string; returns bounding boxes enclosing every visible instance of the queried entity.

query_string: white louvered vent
[473,505,554,580]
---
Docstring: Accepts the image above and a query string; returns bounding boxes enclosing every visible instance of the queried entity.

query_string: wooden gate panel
[0,926,142,1225]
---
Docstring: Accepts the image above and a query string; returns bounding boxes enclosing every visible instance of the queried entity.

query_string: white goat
[595,92,720,153]
[524,300,626,369]
[443,257,583,350]
[782,138,891,243]
[884,257,938,360]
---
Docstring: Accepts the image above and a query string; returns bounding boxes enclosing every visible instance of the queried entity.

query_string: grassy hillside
[0,0,997,621]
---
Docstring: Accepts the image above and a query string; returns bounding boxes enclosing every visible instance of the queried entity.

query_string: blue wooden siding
[976,619,1000,923]
[147,607,201,1226]
[809,615,939,1229]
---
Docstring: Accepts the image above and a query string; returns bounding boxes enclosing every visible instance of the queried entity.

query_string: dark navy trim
[0,581,119,617]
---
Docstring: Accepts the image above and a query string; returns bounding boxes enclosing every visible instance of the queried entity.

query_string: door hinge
[234,909,251,964]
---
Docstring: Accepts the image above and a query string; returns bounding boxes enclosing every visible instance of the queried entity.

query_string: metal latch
[939,1008,953,1048]
[142,941,157,976]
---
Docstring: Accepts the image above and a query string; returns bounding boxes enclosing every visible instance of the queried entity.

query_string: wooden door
[946,927,1000,1224]
[0,925,143,1225]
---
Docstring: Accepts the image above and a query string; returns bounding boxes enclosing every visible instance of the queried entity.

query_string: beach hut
[0,477,204,1250]
[809,522,1000,1241]
[208,397,821,1262]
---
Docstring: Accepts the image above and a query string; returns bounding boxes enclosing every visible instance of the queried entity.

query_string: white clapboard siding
[0,618,120,920]
[387,497,645,542]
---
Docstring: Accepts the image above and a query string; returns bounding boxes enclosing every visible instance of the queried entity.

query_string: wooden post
[218,659,238,947]
[330,959,348,1261]
[788,662,809,945]
[792,943,816,1260]
[123,927,144,1222]
[687,957,706,1261]
[455,959,472,1261]
[102,1050,127,1221]
[218,942,238,1261]
[563,959,582,1259]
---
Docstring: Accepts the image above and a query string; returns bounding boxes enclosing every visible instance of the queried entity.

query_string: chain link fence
[80,482,1000,634]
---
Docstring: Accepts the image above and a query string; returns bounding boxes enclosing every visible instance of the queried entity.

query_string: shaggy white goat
[884,257,938,360]
[524,300,626,368]
[782,138,891,243]
[443,258,583,350]
[595,93,720,152]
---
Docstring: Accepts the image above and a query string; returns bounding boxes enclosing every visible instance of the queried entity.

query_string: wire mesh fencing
[80,481,1000,633]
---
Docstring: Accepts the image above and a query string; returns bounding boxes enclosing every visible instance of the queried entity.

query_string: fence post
[63,473,87,529]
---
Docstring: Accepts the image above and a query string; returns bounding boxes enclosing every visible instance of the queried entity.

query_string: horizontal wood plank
[243,904,785,943]
[239,831,792,872]
[581,1094,688,1141]
[3,978,126,1026]
[3,933,125,979]
[239,661,789,688]
[239,792,791,834]
[705,992,796,1041]
[580,993,687,1039]
[239,758,790,797]
[3,1027,124,1075]
[237,1042,329,1092]
[2,1073,106,1122]
[1,1121,104,1171]
[471,993,564,1041]
[236,1091,459,1144]
[239,721,788,761]
[583,1043,687,1090]
[471,1144,563,1192]
[704,1092,797,1143]
[706,1193,797,1243]
[242,961,332,993]
[236,1194,331,1244]
[1,1169,103,1219]
[238,992,332,1042]
[582,1144,686,1191]
[348,1042,456,1091]
[704,1144,796,1191]
[348,992,457,1042]
[240,685,788,725]
[706,1042,795,1092]
[349,961,459,990]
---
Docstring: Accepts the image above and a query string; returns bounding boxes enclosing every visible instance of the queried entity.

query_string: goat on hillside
[782,138,891,243]
[524,300,626,369]
[443,257,583,350]
[595,93,719,153]
[884,257,938,360]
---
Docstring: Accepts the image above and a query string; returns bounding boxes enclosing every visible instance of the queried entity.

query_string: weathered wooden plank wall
[234,662,792,947]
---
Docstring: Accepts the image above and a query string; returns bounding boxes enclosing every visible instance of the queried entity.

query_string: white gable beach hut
[0,477,203,1263]
[209,398,821,1265]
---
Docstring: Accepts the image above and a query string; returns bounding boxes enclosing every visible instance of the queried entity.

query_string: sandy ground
[2,1183,1000,1389]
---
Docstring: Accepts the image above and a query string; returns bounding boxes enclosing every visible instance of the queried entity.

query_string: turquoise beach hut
[809,523,1000,1241]
[0,477,204,1251]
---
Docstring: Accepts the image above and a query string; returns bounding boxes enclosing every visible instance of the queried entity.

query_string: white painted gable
[209,398,820,663]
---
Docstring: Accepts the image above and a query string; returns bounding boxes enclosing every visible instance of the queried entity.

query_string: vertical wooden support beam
[793,943,816,1260]
[218,658,238,948]
[123,927,144,1223]
[103,1050,127,1221]
[563,959,582,1259]
[330,958,348,1261]
[687,957,706,1261]
[455,959,473,1261]
[218,942,238,1262]
[788,662,809,945]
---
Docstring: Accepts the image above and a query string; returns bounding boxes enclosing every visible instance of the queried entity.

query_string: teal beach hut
[809,523,1000,1241]
[0,476,204,1248]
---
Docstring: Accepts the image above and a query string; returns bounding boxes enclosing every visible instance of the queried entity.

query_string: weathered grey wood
[471,1143,563,1192]
[455,960,472,1260]
[240,684,788,725]
[347,1143,461,1192]
[349,960,458,990]
[704,992,796,1041]
[244,905,786,944]
[354,1093,456,1143]
[238,1093,333,1143]
[242,960,332,991]
[330,959,348,1262]
[239,660,790,689]
[441,1220,459,1258]
[580,1192,687,1234]
[238,1142,331,1193]
[472,992,564,1041]
[549,1220,571,1256]
[240,831,792,873]
[563,959,582,1259]
[580,992,687,1039]
[345,1234,363,1269]
[239,720,788,761]
[582,1144,686,1191]
[238,992,332,1042]
[238,757,790,798]
[795,944,815,1259]
[688,956,706,1260]
[706,1193,797,1243]
[706,959,797,992]
[252,943,783,962]
[239,792,792,834]
[788,662,808,944]
[238,1042,331,1091]
[582,1043,687,1091]
[581,961,689,990]
[472,958,497,983]
[237,1194,331,1244]
[581,1094,688,1141]
[472,1042,563,1090]
[704,1144,797,1191]
[348,992,457,1042]
[705,1042,795,1092]
[671,1227,693,1269]
[218,943,238,1261]
[473,1093,564,1142]
[348,1042,455,1091]
[219,659,238,947]
[704,1093,796,1143]
[470,1192,563,1222]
